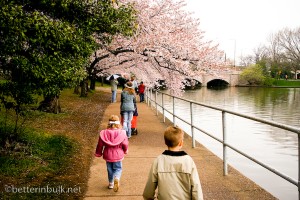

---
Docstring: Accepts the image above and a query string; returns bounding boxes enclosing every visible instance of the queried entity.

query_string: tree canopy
[90,0,226,94]
[0,0,136,113]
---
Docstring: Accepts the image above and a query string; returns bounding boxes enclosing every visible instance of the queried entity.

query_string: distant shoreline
[236,85,300,88]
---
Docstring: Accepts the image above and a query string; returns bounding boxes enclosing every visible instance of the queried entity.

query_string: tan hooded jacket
[143,150,203,200]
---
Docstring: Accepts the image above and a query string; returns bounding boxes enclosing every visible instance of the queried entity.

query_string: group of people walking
[110,74,145,138]
[94,74,203,199]
[110,74,145,103]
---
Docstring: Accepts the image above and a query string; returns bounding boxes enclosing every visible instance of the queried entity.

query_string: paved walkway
[85,89,277,200]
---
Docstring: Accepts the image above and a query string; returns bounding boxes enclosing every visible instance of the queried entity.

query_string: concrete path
[85,89,277,200]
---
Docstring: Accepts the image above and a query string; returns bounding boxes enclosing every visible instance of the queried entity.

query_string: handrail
[145,88,300,198]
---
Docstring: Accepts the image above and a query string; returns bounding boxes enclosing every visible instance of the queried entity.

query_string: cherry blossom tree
[91,0,226,95]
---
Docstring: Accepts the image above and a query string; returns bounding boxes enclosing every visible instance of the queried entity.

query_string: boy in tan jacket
[143,126,204,200]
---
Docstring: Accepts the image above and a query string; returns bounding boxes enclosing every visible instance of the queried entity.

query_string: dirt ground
[19,90,112,199]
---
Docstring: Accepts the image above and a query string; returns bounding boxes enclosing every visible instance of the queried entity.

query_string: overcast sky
[185,0,300,63]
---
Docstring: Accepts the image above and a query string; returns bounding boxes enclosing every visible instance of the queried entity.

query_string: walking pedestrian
[143,126,203,200]
[95,115,128,192]
[120,81,136,138]
[110,77,118,103]
[131,75,139,94]
[138,81,145,102]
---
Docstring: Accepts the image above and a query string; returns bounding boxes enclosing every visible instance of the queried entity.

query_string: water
[152,87,300,200]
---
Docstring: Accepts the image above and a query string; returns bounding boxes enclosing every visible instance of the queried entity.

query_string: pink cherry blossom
[92,0,226,95]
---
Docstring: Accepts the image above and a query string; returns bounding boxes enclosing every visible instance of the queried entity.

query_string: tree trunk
[38,95,61,113]
[74,85,80,94]
[90,77,96,90]
[80,79,88,97]
[85,79,89,93]
[101,76,104,86]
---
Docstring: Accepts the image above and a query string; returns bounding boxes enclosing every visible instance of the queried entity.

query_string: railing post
[150,88,153,108]
[144,88,147,104]
[147,89,150,107]
[298,133,300,199]
[145,88,148,103]
[173,96,176,125]
[190,102,195,148]
[162,94,165,123]
[155,90,158,115]
[222,111,228,175]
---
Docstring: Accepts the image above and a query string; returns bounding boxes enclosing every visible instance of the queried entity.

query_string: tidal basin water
[153,87,300,200]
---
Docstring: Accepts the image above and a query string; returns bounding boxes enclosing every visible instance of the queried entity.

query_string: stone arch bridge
[195,73,240,87]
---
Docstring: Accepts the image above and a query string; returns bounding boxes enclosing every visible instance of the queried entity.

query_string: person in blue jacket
[120,81,136,138]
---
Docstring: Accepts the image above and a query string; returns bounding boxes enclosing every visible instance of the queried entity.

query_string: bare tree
[239,54,255,67]
[243,27,300,79]
[266,33,283,64]
[277,27,300,78]
[239,46,268,67]
[253,45,268,63]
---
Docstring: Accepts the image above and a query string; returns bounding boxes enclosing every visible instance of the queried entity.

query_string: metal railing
[145,88,300,197]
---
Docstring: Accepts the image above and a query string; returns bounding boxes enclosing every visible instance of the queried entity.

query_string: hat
[125,81,133,89]
[109,120,120,125]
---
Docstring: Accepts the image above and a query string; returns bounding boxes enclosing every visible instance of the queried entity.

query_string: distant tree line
[239,27,300,82]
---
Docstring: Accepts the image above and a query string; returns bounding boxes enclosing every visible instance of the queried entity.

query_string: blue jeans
[111,90,117,102]
[139,93,144,102]
[106,161,122,183]
[122,111,133,137]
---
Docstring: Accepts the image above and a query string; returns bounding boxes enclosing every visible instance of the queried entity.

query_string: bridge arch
[201,73,240,87]
[207,79,229,87]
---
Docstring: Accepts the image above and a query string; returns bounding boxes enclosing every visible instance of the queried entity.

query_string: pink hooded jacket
[95,129,128,162]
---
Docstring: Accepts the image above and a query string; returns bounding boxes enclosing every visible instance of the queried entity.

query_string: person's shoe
[108,182,114,189]
[113,178,119,192]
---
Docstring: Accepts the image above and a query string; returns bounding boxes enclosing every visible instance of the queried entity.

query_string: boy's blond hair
[107,115,122,129]
[164,126,184,147]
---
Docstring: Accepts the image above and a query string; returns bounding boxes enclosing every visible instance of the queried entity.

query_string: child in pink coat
[95,115,129,192]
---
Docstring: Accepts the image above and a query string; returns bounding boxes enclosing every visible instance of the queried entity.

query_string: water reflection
[155,87,300,200]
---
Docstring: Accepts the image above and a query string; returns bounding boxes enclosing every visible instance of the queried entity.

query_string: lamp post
[230,39,236,70]
[233,40,236,69]
[228,39,236,70]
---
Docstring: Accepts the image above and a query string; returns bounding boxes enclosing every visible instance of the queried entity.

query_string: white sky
[184,0,300,63]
